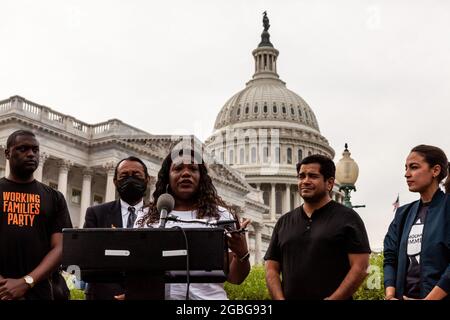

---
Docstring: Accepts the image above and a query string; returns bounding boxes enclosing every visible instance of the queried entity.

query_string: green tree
[225,264,270,300]
[354,253,384,300]
[226,253,385,300]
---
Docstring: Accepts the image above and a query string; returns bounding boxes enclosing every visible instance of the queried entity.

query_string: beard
[301,189,329,204]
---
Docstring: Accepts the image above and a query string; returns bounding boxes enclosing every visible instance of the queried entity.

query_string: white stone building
[0,96,269,265]
[0,17,341,265]
[205,17,342,232]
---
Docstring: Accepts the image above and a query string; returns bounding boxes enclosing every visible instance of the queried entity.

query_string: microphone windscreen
[156,193,175,213]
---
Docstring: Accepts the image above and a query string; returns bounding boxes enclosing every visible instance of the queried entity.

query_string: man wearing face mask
[83,156,149,300]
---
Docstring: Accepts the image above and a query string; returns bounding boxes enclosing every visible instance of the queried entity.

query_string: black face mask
[116,176,147,204]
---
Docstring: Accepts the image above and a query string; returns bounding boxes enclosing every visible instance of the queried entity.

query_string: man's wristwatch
[23,275,35,288]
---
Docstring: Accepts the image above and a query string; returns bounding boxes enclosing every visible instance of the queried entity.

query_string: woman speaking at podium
[135,146,251,300]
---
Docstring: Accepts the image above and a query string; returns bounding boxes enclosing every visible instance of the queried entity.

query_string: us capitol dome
[206,13,341,223]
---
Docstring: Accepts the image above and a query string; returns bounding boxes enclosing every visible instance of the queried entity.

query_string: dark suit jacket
[83,200,125,300]
[384,190,450,299]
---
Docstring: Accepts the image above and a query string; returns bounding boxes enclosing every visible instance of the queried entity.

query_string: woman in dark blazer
[384,145,449,300]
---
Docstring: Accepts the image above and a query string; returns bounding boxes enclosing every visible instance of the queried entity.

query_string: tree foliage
[225,264,271,300]
[353,253,385,300]
[226,253,385,300]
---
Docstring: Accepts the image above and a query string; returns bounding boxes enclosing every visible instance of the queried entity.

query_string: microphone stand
[163,215,247,234]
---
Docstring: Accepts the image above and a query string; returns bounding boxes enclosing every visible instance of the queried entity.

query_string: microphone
[157,193,175,228]
[206,219,238,226]
[163,216,237,228]
[165,215,208,225]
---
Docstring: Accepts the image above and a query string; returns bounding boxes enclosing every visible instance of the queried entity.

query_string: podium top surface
[62,228,226,272]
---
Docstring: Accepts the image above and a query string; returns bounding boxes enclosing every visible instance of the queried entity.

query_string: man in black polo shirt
[264,154,370,300]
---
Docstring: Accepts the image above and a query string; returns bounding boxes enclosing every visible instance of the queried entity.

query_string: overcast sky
[1,0,449,249]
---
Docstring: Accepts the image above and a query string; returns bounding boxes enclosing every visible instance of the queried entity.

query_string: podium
[62,228,228,299]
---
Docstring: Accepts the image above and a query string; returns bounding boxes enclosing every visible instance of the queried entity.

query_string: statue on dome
[258,11,273,47]
[263,11,270,31]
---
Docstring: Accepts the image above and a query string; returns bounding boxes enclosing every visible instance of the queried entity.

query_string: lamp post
[335,143,365,209]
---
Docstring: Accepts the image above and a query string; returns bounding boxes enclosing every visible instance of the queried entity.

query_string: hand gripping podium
[62,228,228,299]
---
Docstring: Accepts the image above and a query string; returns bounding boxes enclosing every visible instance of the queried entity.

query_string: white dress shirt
[120,199,144,228]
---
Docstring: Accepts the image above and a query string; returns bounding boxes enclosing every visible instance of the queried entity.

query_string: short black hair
[296,154,335,180]
[114,156,149,180]
[6,130,36,149]
[411,145,448,182]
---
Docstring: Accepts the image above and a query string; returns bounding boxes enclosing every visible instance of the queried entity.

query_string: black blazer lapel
[109,200,123,228]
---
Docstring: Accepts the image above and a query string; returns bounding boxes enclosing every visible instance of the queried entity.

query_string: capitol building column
[284,184,291,213]
[4,159,10,178]
[80,168,93,228]
[253,222,263,264]
[103,161,116,202]
[0,146,5,178]
[34,152,49,182]
[0,155,4,177]
[270,183,276,221]
[295,186,301,208]
[57,160,71,199]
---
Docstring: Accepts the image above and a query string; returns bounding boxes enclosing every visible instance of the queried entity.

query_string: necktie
[126,206,136,228]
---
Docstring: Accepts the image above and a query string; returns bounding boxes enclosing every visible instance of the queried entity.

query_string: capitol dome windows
[275,147,280,163]
[263,146,269,163]
[245,137,250,163]
[251,147,257,163]
[275,188,283,213]
[298,149,303,162]
[203,15,336,223]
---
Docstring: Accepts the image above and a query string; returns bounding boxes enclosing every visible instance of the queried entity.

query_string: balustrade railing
[0,96,148,138]
[0,98,12,112]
